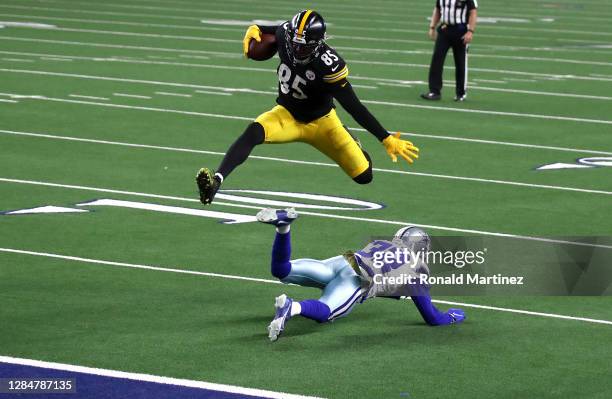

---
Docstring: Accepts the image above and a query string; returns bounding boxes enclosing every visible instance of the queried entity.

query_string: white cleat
[267,294,293,342]
[256,208,298,227]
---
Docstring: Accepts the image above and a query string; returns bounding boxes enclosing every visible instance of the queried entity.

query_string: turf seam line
[1,247,611,326]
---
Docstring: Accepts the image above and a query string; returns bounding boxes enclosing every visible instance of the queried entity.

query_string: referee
[421,0,478,102]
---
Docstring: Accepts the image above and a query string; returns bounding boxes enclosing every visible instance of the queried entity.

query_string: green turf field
[1,0,612,397]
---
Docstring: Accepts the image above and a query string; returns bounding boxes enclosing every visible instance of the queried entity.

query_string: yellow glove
[243,25,262,57]
[382,132,419,164]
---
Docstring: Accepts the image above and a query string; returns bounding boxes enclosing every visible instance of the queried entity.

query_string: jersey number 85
[278,63,307,100]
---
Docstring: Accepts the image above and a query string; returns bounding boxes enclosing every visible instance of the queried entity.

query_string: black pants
[427,24,469,98]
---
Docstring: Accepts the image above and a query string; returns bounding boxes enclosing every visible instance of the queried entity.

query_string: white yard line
[1,57,34,62]
[473,79,507,84]
[2,177,612,251]
[1,69,610,124]
[195,89,232,96]
[1,49,609,101]
[1,98,611,157]
[155,91,192,97]
[0,98,17,103]
[69,94,109,101]
[0,356,322,399]
[40,56,73,62]
[0,247,611,326]
[113,92,152,99]
[2,128,612,195]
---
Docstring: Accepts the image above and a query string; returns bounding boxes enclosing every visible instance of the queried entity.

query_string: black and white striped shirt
[436,0,478,25]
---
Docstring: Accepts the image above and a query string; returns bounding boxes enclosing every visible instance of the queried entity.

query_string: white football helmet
[394,226,431,253]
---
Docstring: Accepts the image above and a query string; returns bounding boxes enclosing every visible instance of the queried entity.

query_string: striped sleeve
[468,0,478,9]
[323,65,349,84]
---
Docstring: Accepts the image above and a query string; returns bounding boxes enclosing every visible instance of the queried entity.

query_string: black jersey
[273,22,349,123]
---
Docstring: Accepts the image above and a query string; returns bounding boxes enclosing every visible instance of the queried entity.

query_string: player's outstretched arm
[332,82,419,165]
[411,296,465,325]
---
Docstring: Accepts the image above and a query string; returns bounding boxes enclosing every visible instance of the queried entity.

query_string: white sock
[276,225,290,234]
[290,301,301,316]
[214,172,224,183]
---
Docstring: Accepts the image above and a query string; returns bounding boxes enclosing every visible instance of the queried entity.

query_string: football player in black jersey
[197,10,419,205]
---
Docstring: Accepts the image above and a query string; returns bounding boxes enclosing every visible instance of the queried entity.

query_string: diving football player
[197,10,419,205]
[256,207,465,342]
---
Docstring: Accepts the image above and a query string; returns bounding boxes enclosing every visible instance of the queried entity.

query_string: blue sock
[298,300,331,323]
[411,295,452,326]
[271,231,291,279]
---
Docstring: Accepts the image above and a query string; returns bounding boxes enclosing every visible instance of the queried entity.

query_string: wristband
[468,28,474,33]
[429,26,435,29]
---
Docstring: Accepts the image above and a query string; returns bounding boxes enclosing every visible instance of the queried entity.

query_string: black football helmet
[285,10,326,64]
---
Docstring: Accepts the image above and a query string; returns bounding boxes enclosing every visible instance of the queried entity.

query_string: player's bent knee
[353,168,373,184]
[246,122,266,144]
[271,260,291,280]
[352,150,373,184]
[243,122,265,145]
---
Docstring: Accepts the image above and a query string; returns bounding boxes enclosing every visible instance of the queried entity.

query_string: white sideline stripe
[113,93,151,99]
[0,98,17,103]
[155,91,192,97]
[69,94,109,101]
[4,2,611,47]
[431,300,612,326]
[2,0,609,48]
[0,248,280,285]
[470,86,612,101]
[2,11,612,60]
[195,89,232,96]
[2,95,611,157]
[3,36,611,92]
[2,84,610,157]
[363,99,612,126]
[2,177,612,251]
[1,57,34,62]
[394,131,612,156]
[0,247,611,326]
[3,28,612,81]
[0,36,243,57]
[2,129,612,197]
[1,68,610,125]
[40,57,73,62]
[0,356,322,399]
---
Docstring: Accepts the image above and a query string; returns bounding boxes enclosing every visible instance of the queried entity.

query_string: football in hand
[247,33,277,61]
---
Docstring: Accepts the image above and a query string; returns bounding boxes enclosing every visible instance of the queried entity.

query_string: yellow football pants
[255,105,369,178]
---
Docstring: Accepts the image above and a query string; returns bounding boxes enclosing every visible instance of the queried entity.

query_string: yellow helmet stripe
[297,10,313,37]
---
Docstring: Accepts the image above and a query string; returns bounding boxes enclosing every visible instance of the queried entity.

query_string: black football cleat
[196,168,221,205]
[420,92,441,101]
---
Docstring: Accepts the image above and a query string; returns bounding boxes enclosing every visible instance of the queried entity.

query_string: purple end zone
[0,363,270,399]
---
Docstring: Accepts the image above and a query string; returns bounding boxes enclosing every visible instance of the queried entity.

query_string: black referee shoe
[420,92,441,101]
[454,94,467,102]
